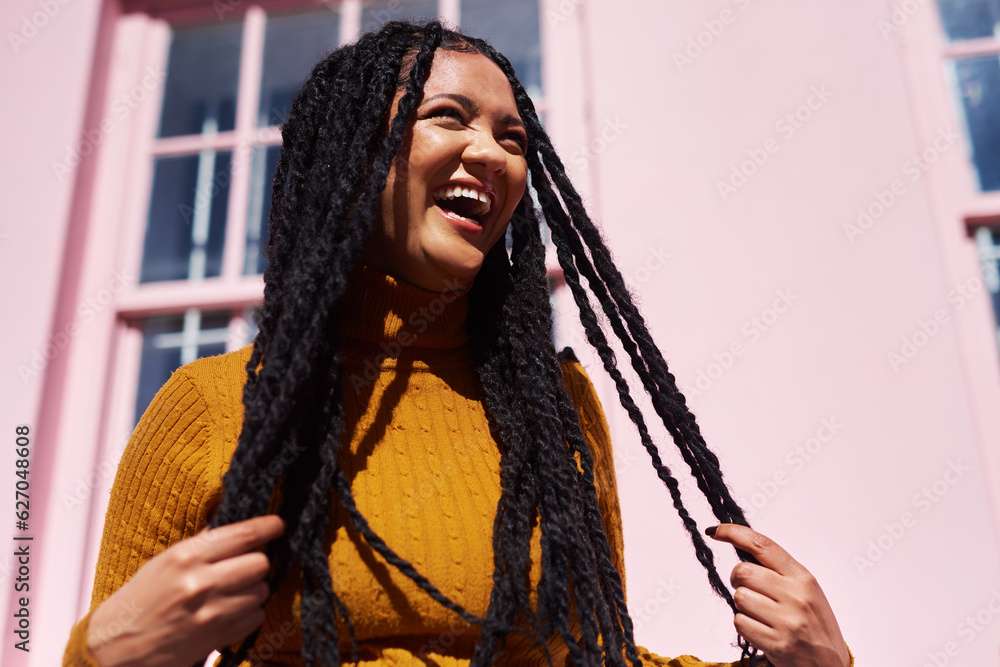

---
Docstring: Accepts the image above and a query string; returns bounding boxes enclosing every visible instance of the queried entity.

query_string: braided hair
[205,19,764,667]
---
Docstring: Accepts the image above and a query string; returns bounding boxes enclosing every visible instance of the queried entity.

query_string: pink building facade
[2,0,1000,665]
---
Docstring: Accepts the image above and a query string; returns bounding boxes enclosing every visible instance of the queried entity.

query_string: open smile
[433,201,487,235]
[431,182,496,228]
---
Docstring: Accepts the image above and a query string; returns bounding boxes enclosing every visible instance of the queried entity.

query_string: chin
[433,252,488,287]
[439,262,482,287]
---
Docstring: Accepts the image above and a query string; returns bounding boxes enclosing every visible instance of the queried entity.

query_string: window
[933,0,1000,359]
[460,0,543,100]
[974,225,1000,349]
[116,0,544,422]
[133,309,243,423]
[938,0,1000,191]
[122,6,343,423]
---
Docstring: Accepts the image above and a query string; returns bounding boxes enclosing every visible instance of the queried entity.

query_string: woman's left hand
[707,524,851,667]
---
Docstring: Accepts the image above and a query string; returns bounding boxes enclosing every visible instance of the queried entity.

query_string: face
[364,48,529,292]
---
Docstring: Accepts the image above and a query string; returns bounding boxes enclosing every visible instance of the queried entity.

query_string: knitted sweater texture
[63,266,849,667]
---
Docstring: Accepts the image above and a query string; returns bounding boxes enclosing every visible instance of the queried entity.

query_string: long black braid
[204,19,764,667]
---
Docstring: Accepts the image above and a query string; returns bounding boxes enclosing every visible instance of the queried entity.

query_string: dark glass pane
[975,227,1000,334]
[360,0,437,35]
[954,56,1000,191]
[937,0,1000,40]
[159,22,242,137]
[245,145,281,275]
[141,152,231,283]
[258,10,341,127]
[133,311,232,424]
[461,0,542,98]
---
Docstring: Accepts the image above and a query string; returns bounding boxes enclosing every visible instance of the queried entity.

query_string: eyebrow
[422,92,525,129]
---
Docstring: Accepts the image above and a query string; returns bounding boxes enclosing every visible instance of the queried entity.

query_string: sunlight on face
[365,48,529,292]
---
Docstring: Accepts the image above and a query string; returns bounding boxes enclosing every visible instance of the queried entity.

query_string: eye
[502,132,529,154]
[424,106,527,153]
[426,107,465,122]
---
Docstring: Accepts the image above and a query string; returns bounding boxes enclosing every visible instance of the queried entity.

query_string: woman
[63,20,851,667]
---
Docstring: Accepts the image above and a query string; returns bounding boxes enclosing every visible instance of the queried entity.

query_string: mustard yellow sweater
[63,266,850,667]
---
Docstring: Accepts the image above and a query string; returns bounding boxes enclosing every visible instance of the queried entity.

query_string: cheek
[405,132,455,186]
[506,167,528,216]
[511,161,528,200]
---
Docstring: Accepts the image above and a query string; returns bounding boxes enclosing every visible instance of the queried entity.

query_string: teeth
[432,184,492,219]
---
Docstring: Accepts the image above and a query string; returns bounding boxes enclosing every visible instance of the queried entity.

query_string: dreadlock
[205,19,765,667]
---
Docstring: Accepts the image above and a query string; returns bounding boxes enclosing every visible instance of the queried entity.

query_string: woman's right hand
[85,514,285,667]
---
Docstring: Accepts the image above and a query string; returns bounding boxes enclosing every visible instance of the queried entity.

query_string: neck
[338,264,471,350]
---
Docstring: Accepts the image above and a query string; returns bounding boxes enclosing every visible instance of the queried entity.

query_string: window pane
[141,152,231,283]
[937,0,1000,40]
[242,306,261,344]
[461,0,542,99]
[158,21,242,138]
[953,55,1000,191]
[360,0,438,35]
[133,310,232,424]
[245,145,281,275]
[975,227,1000,348]
[259,10,341,127]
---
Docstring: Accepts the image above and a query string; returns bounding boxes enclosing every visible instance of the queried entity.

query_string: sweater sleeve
[557,357,855,667]
[63,370,225,667]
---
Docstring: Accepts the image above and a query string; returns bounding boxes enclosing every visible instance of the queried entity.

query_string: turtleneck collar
[338,264,471,350]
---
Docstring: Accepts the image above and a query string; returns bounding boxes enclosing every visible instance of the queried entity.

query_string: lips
[431,181,495,226]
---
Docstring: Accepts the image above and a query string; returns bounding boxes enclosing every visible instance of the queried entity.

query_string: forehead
[420,49,519,113]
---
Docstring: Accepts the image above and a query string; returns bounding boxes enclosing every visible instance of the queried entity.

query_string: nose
[462,129,508,176]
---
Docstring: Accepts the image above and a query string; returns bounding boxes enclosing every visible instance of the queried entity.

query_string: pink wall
[2,0,999,665]
[1,0,113,665]
[545,0,1000,664]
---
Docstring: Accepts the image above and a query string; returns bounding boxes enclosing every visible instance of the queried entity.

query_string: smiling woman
[63,19,851,667]
[366,49,529,291]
